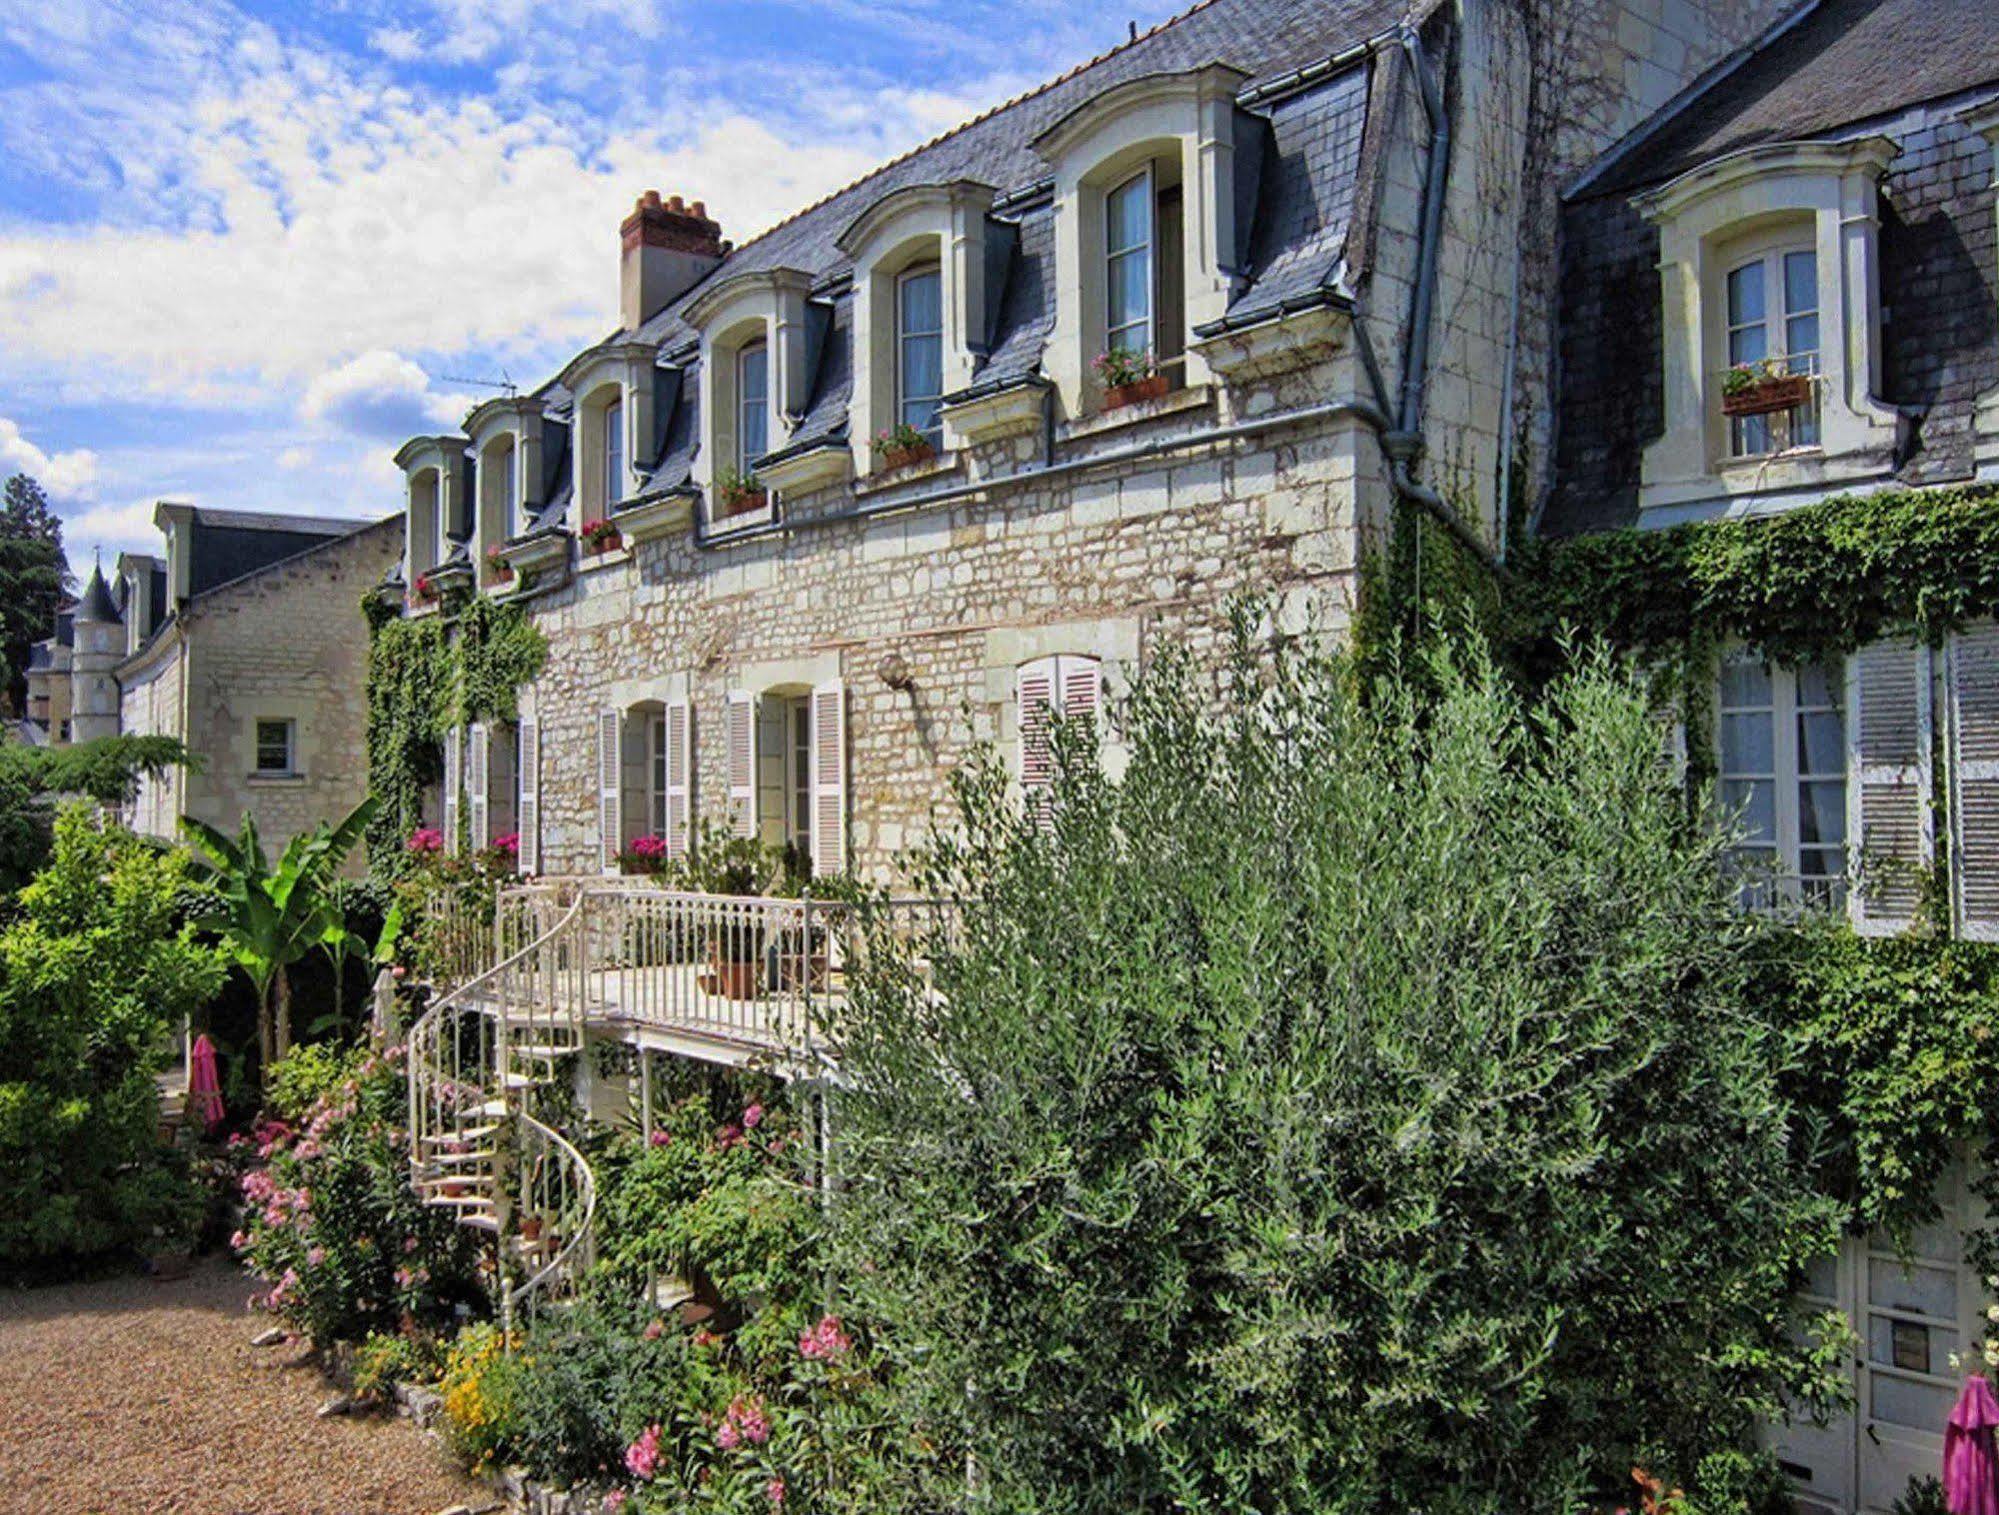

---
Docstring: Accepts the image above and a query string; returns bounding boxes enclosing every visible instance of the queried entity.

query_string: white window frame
[895,264,945,443]
[601,396,624,512]
[1716,651,1848,910]
[737,342,769,470]
[648,713,669,837]
[786,695,812,851]
[254,718,296,777]
[1104,166,1154,358]
[1722,238,1822,459]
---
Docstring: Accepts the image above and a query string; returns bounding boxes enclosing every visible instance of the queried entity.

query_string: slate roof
[1577,0,1999,199]
[541,0,1415,505]
[75,567,121,624]
[181,507,377,599]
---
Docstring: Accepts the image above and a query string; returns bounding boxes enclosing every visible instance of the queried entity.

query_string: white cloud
[277,445,314,471]
[301,350,468,439]
[366,26,424,63]
[0,417,99,500]
[62,497,158,560]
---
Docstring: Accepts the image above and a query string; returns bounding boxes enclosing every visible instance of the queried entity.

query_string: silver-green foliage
[828,618,1845,1514]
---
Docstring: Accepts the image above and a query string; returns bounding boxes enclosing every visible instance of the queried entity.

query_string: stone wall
[179,515,402,864]
[120,639,187,841]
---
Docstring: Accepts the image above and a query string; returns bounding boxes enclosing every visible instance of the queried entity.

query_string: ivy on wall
[361,593,546,873]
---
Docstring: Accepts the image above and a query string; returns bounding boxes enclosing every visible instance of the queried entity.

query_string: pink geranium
[799,1314,852,1361]
[717,1394,769,1448]
[766,1477,787,1507]
[742,1102,764,1130]
[624,1423,662,1480]
[630,833,668,860]
[406,826,445,856]
[491,832,519,859]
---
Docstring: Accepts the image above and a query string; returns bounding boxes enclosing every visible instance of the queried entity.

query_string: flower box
[580,521,623,554]
[1103,372,1171,411]
[486,562,514,582]
[1721,371,1813,418]
[719,487,768,519]
[881,440,935,471]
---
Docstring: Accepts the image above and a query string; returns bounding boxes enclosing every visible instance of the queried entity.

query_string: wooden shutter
[665,700,693,860]
[442,725,462,856]
[1060,656,1101,725]
[1846,639,1933,936]
[517,718,539,875]
[1017,657,1057,819]
[810,681,847,876]
[1949,623,1999,940]
[598,709,622,875]
[467,722,490,853]
[727,692,757,840]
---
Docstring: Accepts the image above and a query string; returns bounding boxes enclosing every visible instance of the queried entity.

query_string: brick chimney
[620,191,729,331]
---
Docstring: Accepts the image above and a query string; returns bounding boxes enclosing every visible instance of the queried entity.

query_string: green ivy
[361,594,547,873]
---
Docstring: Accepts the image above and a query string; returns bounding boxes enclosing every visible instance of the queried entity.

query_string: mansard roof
[1574,0,1999,200]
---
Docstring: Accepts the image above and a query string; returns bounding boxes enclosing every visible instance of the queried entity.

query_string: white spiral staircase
[407,884,598,1323]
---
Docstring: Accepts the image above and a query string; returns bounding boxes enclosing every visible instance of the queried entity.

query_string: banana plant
[310,887,404,1041]
[182,797,377,1084]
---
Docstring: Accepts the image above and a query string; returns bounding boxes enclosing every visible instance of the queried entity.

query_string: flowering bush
[491,832,520,861]
[1091,345,1155,389]
[233,1044,483,1347]
[440,1323,525,1471]
[405,826,444,857]
[618,834,671,876]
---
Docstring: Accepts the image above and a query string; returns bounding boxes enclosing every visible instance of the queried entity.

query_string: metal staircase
[407,884,598,1323]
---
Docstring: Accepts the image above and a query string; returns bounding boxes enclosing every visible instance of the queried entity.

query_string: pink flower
[742,1103,764,1130]
[403,1235,419,1254]
[625,1424,662,1480]
[720,1394,769,1447]
[305,1246,326,1267]
[642,1318,665,1340]
[229,1230,249,1252]
[406,826,445,856]
[766,1477,787,1507]
[394,1267,414,1289]
[629,834,668,859]
[649,1129,671,1147]
[716,1420,741,1451]
[717,1124,742,1150]
[799,1314,852,1361]
[605,1492,628,1513]
[491,832,520,859]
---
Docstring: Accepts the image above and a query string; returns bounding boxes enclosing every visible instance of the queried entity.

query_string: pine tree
[0,474,72,717]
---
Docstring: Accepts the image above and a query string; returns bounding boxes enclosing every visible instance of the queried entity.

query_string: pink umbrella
[1945,1374,1999,1515]
[187,1033,224,1134]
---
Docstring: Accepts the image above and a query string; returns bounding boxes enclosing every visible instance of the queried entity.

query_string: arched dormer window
[685,268,813,520]
[1032,62,1247,417]
[1633,138,1900,518]
[836,181,995,472]
[466,394,550,589]
[558,341,660,534]
[394,434,469,601]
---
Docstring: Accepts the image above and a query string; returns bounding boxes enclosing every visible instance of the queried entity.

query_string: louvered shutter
[1949,623,1999,940]
[1847,639,1933,935]
[810,681,847,876]
[1060,655,1101,726]
[517,718,539,875]
[467,722,490,853]
[727,692,757,840]
[665,700,693,860]
[598,709,622,875]
[442,725,462,856]
[1017,657,1057,819]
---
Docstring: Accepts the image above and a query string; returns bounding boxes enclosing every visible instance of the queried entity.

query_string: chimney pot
[620,189,728,330]
[690,200,707,219]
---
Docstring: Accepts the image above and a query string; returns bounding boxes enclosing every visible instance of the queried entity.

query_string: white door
[1773,1161,1984,1513]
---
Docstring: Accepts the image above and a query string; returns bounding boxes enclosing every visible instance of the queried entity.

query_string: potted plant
[620,834,670,877]
[484,544,513,582]
[1094,346,1168,410]
[715,467,767,518]
[581,518,623,554]
[1720,358,1814,417]
[411,573,437,604]
[871,422,936,471]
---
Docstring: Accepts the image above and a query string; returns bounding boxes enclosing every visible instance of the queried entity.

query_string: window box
[877,438,935,472]
[1721,368,1814,419]
[581,520,623,555]
[718,484,768,519]
[484,547,514,583]
[411,573,438,604]
[1103,372,1171,411]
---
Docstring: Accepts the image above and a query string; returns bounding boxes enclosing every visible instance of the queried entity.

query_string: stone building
[393,0,1790,885]
[27,504,402,858]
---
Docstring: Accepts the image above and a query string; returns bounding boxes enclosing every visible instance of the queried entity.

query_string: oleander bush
[822,616,1847,1514]
[0,806,225,1270]
[234,1042,484,1347]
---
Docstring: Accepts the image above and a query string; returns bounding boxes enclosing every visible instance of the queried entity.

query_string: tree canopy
[0,474,71,716]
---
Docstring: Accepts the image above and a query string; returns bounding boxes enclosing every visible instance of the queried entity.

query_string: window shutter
[517,718,539,875]
[666,700,693,860]
[442,725,462,857]
[727,692,757,840]
[467,722,490,853]
[810,681,847,876]
[1949,624,1999,941]
[1017,657,1057,821]
[1060,655,1101,725]
[1847,638,1933,936]
[598,709,622,875]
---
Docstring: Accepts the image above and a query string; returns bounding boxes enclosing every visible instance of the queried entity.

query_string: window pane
[1869,1258,1958,1319]
[1108,251,1150,346]
[739,346,768,465]
[741,400,766,464]
[900,392,941,437]
[1107,175,1150,257]
[1783,250,1817,317]
[901,332,942,403]
[1871,1373,1956,1432]
[1727,261,1765,326]
[898,269,941,336]
[1729,323,1768,365]
[1723,779,1777,843]
[1720,657,1773,709]
[1720,711,1774,774]
[1794,659,1840,709]
[1797,711,1845,775]
[1799,780,1847,847]
[604,400,623,506]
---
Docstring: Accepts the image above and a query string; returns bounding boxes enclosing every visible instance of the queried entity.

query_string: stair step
[420,1149,497,1168]
[500,1072,538,1090]
[422,1189,497,1205]
[510,1043,578,1061]
[461,1212,501,1232]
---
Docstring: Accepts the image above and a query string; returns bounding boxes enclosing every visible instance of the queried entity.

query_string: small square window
[255,719,295,775]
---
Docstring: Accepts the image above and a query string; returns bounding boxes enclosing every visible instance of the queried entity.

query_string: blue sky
[0,0,1185,577]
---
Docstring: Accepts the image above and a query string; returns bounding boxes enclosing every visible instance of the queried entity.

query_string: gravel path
[0,1255,486,1515]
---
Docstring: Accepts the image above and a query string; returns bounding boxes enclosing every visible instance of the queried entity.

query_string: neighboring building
[1546,1,1999,1508]
[27,504,402,856]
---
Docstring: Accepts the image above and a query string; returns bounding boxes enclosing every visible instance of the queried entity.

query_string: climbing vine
[361,594,546,873]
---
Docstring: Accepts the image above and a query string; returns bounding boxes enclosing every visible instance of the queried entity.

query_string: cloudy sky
[0,0,1183,578]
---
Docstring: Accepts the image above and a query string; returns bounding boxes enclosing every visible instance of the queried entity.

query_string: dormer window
[1106,171,1153,358]
[603,396,624,510]
[1724,243,1820,457]
[896,267,943,443]
[737,343,769,467]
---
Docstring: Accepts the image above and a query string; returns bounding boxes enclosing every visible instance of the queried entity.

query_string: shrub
[441,1323,526,1471]
[825,618,1845,1513]
[0,807,225,1269]
[234,1043,485,1346]
[352,1327,447,1402]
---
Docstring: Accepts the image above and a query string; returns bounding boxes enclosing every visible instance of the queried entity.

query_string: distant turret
[67,564,122,744]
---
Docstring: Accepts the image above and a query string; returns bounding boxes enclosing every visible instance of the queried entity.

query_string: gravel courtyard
[0,1255,484,1515]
